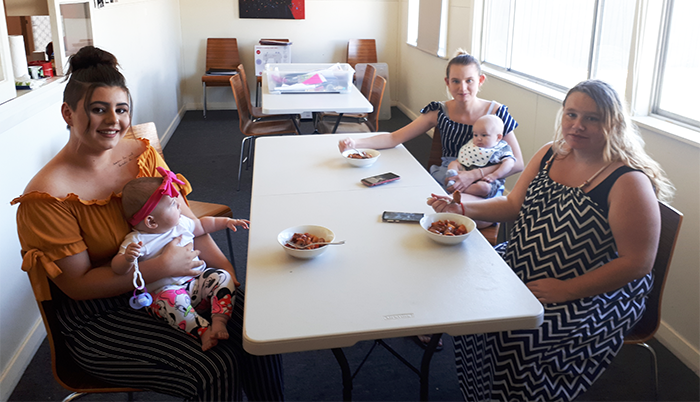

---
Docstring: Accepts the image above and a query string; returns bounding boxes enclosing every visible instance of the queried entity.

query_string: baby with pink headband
[112,167,249,351]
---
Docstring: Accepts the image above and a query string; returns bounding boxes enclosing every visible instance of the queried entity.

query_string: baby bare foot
[200,328,219,351]
[210,314,230,341]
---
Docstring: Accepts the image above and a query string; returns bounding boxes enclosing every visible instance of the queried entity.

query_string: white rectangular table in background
[261,71,372,133]
[243,134,543,400]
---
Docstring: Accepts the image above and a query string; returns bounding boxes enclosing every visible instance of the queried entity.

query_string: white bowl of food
[341,148,380,167]
[419,213,476,245]
[278,225,336,259]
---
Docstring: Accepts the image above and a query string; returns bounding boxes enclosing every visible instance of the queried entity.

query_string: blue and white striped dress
[454,149,652,401]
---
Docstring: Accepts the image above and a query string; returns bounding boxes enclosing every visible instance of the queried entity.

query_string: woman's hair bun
[454,48,470,57]
[67,46,119,74]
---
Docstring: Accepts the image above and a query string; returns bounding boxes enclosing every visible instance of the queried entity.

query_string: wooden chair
[317,75,386,134]
[230,73,299,190]
[28,274,141,402]
[201,38,240,118]
[426,126,499,245]
[237,64,296,122]
[346,39,378,70]
[318,64,376,125]
[622,201,683,399]
[125,123,237,267]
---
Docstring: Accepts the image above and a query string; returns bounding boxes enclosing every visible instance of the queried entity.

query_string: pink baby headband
[128,167,185,226]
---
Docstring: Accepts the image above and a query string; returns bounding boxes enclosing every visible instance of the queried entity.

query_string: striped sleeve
[496,105,518,136]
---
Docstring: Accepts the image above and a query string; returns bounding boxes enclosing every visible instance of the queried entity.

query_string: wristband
[479,168,484,178]
[460,203,465,215]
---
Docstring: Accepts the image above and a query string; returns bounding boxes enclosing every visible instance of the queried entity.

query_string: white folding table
[261,71,373,133]
[243,133,543,400]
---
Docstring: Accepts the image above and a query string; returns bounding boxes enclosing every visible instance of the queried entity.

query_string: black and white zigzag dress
[455,148,653,401]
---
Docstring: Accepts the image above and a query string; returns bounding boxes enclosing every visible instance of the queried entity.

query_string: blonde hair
[552,80,675,201]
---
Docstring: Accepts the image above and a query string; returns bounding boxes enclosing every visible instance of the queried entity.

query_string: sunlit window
[482,0,635,96]
[654,0,700,128]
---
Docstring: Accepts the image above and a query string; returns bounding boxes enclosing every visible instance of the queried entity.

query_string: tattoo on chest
[114,152,136,168]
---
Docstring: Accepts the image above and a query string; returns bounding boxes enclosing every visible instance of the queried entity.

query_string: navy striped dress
[420,101,519,162]
[454,149,652,401]
[55,286,284,401]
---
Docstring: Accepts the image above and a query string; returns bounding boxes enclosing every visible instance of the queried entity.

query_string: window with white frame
[653,0,700,128]
[482,0,635,95]
[407,0,448,58]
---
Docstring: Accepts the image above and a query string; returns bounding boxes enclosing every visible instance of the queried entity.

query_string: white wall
[396,0,700,375]
[0,0,183,398]
[2,0,697,398]
[179,0,401,112]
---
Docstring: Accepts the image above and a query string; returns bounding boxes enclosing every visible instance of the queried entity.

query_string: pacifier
[129,258,152,309]
[446,169,458,187]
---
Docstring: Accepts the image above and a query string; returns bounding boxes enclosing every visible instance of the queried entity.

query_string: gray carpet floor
[9,108,699,401]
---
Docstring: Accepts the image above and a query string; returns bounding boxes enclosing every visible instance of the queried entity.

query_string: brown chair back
[205,38,240,71]
[230,73,253,129]
[236,64,255,113]
[347,39,377,69]
[427,125,443,169]
[365,75,386,132]
[625,201,683,343]
[359,64,376,100]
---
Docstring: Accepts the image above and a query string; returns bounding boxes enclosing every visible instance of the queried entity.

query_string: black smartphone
[361,172,400,187]
[382,211,424,223]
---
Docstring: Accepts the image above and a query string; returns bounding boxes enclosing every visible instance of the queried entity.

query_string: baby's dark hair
[446,48,482,78]
[121,177,163,222]
[63,46,132,123]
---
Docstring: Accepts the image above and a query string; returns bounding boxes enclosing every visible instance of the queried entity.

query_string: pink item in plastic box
[303,74,324,85]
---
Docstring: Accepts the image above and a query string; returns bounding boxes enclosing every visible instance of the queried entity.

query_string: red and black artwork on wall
[239,0,305,20]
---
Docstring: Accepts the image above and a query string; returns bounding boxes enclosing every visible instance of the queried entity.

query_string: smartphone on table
[382,211,424,223]
[361,172,400,187]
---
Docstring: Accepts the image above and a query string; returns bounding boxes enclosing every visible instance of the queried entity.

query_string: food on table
[427,220,469,236]
[347,151,372,159]
[285,232,328,249]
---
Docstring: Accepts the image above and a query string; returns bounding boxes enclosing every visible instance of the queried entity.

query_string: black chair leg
[226,228,236,273]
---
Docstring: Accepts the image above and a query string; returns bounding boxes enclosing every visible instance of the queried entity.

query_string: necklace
[578,162,613,189]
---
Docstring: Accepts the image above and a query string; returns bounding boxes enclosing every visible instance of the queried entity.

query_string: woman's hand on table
[160,235,202,277]
[427,193,463,214]
[338,138,356,153]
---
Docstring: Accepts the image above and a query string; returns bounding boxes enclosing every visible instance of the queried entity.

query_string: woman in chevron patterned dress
[428,80,674,401]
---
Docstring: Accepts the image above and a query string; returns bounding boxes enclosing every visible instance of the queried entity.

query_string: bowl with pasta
[341,148,380,167]
[419,213,476,245]
[278,225,336,259]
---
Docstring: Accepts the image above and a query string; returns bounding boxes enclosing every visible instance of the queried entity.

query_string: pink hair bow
[128,167,185,226]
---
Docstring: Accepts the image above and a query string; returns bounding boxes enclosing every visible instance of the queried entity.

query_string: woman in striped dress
[338,49,524,198]
[13,46,283,401]
[428,80,674,401]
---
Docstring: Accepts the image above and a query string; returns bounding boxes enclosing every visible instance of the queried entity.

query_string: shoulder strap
[487,100,496,114]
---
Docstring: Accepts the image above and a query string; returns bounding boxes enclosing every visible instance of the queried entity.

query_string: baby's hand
[227,219,250,232]
[482,173,497,183]
[338,138,355,153]
[124,242,142,263]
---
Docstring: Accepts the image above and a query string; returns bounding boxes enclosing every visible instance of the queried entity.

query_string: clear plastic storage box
[266,63,354,94]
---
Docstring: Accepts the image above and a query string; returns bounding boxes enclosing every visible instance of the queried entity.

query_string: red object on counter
[28,60,53,78]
